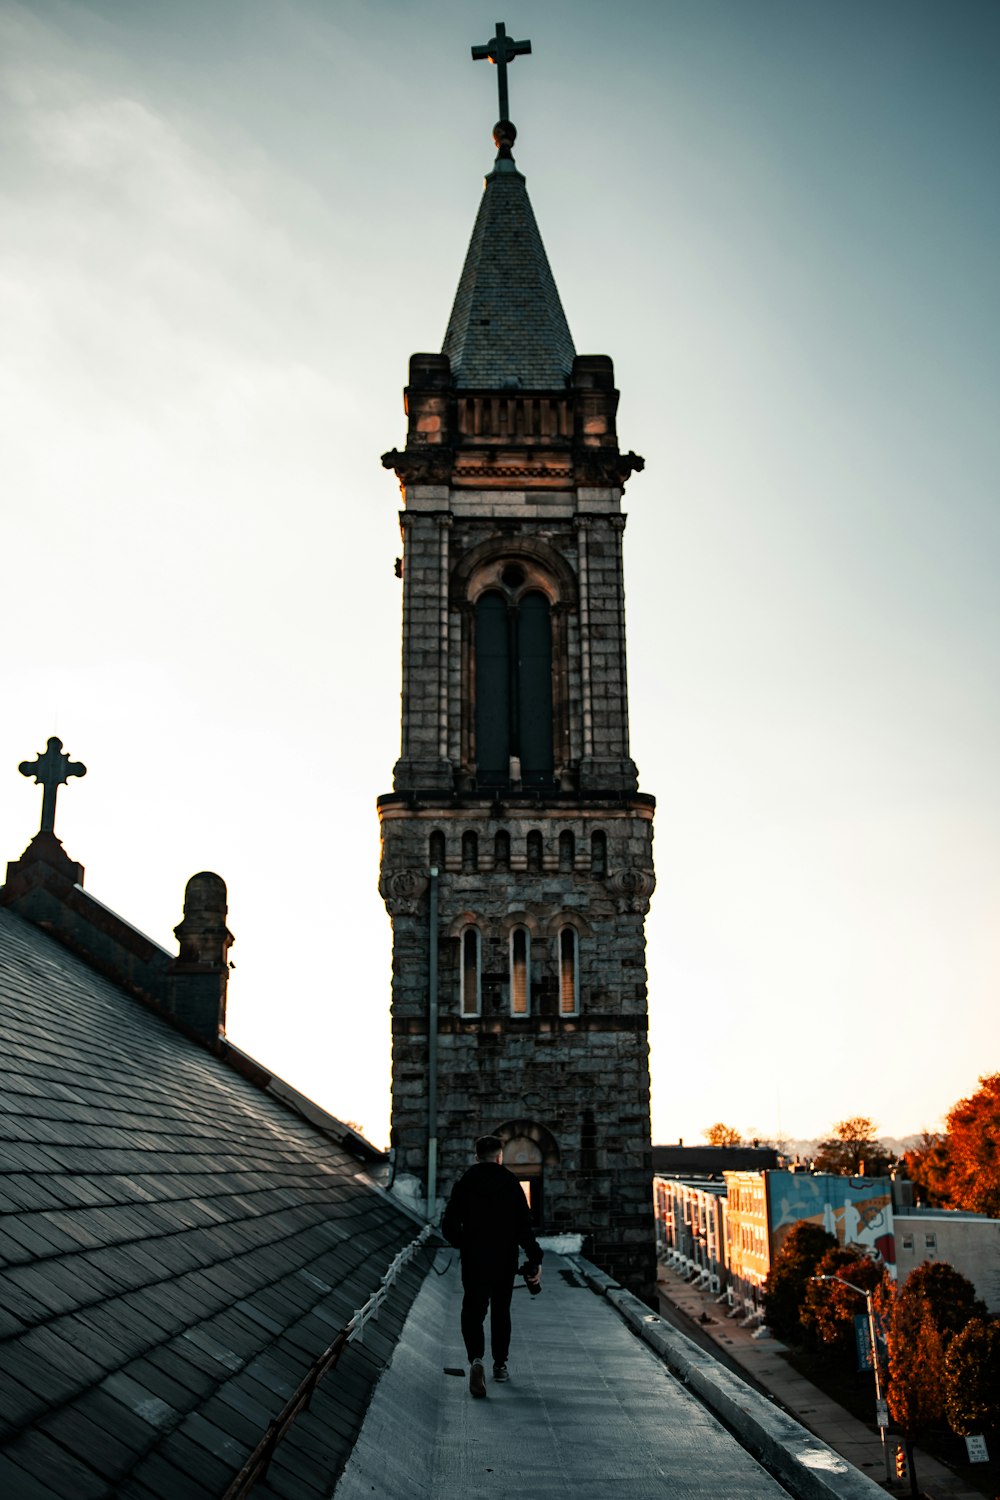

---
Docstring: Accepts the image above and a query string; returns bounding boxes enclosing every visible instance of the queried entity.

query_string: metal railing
[221,1225,432,1499]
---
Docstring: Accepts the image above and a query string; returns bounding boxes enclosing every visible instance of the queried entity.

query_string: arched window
[558,830,575,872]
[510,927,530,1016]
[590,830,607,876]
[429,830,445,871]
[475,586,553,787]
[494,830,510,870]
[526,830,543,872]
[462,831,479,873]
[461,927,481,1017]
[559,927,579,1015]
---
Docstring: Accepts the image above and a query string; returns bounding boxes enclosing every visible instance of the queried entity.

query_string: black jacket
[442,1162,543,1270]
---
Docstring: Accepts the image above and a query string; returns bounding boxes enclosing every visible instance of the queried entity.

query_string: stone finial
[170,872,233,1045]
[492,119,517,160]
[174,872,233,967]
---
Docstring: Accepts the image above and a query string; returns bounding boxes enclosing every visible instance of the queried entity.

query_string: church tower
[379,27,656,1299]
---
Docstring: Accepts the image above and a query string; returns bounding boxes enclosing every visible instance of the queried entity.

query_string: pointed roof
[442,153,576,390]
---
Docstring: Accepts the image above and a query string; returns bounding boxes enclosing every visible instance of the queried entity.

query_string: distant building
[895,1209,1000,1314]
[656,1168,899,1319]
[765,1170,895,1265]
[658,1169,1000,1326]
[652,1144,779,1178]
[724,1172,772,1315]
[654,1178,728,1293]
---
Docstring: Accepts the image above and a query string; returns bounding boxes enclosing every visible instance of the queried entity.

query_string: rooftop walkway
[335,1250,879,1500]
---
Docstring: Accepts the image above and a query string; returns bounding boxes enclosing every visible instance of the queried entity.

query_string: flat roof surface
[335,1250,790,1499]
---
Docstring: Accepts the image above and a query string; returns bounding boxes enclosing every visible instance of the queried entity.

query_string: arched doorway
[503,1135,544,1223]
[495,1119,560,1230]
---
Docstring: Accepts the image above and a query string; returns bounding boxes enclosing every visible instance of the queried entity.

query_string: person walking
[442,1135,543,1397]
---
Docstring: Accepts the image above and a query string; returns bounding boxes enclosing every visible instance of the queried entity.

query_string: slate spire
[442,122,576,390]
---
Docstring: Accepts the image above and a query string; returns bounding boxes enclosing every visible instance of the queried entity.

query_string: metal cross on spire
[19,737,87,836]
[471,21,531,125]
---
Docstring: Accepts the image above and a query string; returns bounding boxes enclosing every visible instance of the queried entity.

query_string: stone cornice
[382,444,644,494]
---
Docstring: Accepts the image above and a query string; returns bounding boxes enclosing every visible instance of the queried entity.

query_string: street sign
[875,1400,889,1430]
[853,1313,888,1372]
[965,1435,989,1463]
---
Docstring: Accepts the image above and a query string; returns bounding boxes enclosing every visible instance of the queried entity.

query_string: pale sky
[2,0,997,1151]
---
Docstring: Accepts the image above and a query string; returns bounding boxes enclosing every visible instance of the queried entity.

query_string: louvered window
[510,927,530,1016]
[475,588,553,786]
[559,928,579,1015]
[461,927,481,1017]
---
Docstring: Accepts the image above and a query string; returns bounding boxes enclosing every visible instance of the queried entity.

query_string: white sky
[2,0,997,1150]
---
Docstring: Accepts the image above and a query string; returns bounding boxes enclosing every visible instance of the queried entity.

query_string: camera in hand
[519,1262,541,1295]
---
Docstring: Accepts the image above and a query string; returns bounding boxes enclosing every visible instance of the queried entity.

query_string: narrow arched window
[518,592,553,784]
[475,591,510,783]
[510,927,530,1016]
[494,830,510,870]
[527,831,543,872]
[590,830,607,876]
[461,927,481,1017]
[558,830,575,872]
[559,927,579,1015]
[462,831,478,873]
[429,830,446,871]
[474,586,553,787]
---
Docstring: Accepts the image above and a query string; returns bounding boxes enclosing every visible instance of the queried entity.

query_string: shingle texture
[442,160,576,389]
[0,906,427,1499]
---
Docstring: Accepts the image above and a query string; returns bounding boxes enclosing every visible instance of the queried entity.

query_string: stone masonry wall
[380,798,656,1300]
[395,498,637,795]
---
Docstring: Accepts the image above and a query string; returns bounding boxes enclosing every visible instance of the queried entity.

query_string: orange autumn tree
[882,1263,986,1438]
[945,1317,1000,1438]
[799,1246,885,1362]
[901,1130,952,1207]
[945,1073,1000,1216]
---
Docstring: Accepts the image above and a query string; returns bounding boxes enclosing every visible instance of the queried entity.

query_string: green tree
[813,1117,892,1176]
[800,1246,884,1360]
[944,1317,1000,1437]
[763,1221,836,1342]
[704,1123,742,1147]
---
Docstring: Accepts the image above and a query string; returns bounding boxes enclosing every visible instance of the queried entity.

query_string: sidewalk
[656,1263,982,1500]
[335,1250,796,1498]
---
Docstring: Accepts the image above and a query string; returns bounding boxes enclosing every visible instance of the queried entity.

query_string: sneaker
[469,1359,486,1398]
[492,1362,510,1382]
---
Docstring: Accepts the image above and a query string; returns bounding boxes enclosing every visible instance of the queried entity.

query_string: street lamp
[811,1275,892,1485]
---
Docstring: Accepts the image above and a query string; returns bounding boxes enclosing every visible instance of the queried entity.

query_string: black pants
[460,1254,515,1364]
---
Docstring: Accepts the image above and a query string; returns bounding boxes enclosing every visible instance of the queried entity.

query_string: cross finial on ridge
[471,21,531,129]
[19,737,87,836]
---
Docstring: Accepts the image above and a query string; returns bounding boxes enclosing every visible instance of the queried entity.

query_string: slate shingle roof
[0,906,428,1499]
[442,158,576,389]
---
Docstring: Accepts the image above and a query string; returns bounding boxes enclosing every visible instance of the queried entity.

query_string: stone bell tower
[379,25,656,1300]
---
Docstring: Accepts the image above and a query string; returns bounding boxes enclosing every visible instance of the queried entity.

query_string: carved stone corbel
[379,869,430,916]
[606,868,656,915]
